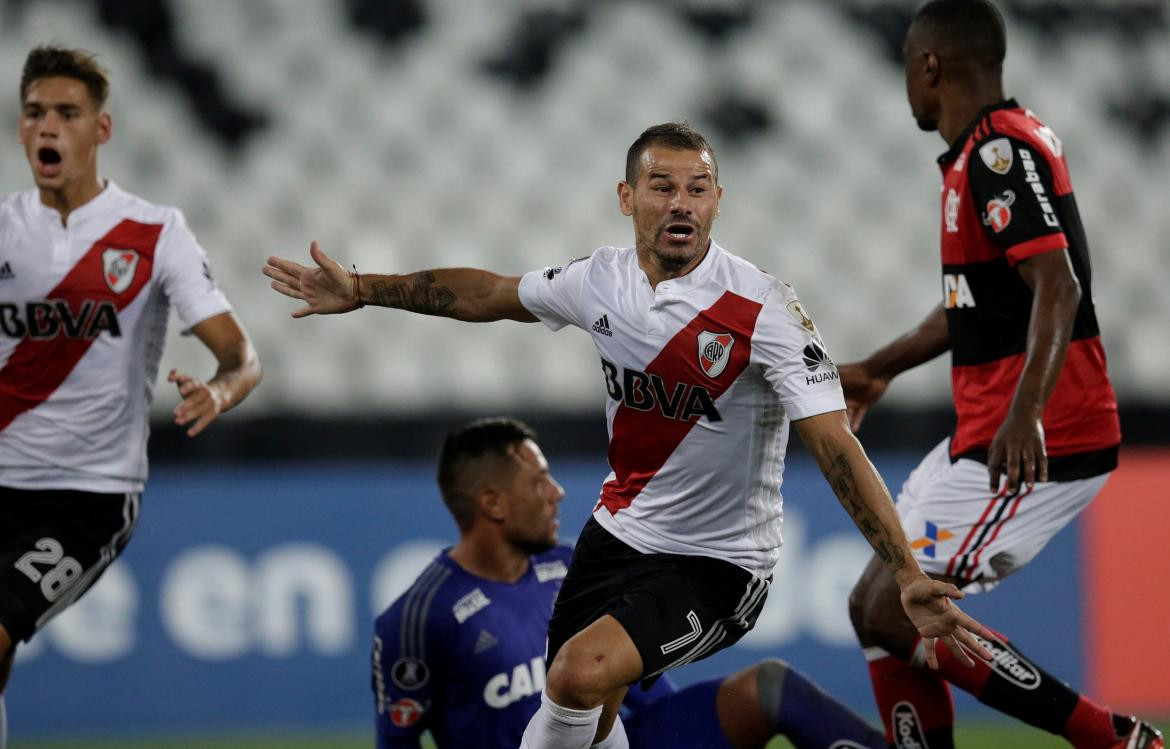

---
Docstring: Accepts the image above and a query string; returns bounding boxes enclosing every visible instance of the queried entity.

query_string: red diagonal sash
[599,290,763,515]
[0,219,161,432]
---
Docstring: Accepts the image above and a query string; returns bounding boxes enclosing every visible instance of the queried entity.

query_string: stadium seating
[1,0,1166,414]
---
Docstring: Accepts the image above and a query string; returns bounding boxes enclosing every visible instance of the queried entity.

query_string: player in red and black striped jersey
[840,2,1161,749]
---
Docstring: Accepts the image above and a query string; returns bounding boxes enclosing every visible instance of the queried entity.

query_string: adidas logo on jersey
[0,261,13,280]
[473,629,499,654]
[592,314,613,337]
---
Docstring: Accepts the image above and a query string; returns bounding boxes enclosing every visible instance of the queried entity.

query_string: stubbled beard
[510,534,556,556]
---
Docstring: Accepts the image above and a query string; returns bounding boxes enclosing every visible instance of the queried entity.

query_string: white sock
[0,694,8,749]
[520,690,602,749]
[591,714,628,749]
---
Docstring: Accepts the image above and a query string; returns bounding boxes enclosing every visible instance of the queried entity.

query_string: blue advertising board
[7,452,1084,738]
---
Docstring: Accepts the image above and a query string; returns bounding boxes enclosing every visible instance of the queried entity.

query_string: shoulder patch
[979,138,1014,175]
[785,299,816,334]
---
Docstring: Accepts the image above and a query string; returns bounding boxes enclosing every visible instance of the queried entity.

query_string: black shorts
[547,517,769,688]
[0,486,140,646]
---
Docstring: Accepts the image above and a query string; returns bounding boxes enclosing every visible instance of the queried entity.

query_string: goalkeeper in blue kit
[371,417,883,749]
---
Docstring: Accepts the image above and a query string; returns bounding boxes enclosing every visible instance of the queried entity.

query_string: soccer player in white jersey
[0,46,261,745]
[266,122,991,749]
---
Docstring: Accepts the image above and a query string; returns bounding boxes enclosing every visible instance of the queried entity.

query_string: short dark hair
[912,0,1006,72]
[625,121,718,185]
[436,417,537,531]
[21,45,110,109]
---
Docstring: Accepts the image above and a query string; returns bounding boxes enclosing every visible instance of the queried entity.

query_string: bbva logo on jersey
[102,249,139,294]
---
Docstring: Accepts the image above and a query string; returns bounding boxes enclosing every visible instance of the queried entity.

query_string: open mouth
[664,223,695,241]
[38,147,62,165]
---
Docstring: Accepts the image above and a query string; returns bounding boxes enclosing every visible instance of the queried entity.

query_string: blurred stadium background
[1,0,1168,746]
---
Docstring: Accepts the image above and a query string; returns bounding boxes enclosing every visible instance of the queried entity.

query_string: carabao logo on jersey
[697,330,734,378]
[910,521,954,559]
[942,273,976,309]
[944,188,961,233]
[972,634,1042,690]
[979,137,1014,175]
[102,249,140,294]
[982,190,1016,233]
[892,702,927,749]
[1019,149,1061,229]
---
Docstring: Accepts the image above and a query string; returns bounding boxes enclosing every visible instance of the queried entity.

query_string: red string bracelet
[351,264,364,309]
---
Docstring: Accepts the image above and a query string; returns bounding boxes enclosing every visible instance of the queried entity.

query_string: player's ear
[97,110,112,145]
[618,181,634,216]
[476,486,508,523]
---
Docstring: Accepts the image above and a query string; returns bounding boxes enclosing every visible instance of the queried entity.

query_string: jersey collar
[937,98,1019,165]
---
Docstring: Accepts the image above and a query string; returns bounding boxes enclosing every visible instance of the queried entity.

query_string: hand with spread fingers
[899,574,994,669]
[264,240,360,317]
[168,369,225,438]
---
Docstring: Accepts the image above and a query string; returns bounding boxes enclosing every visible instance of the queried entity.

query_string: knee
[545,640,613,708]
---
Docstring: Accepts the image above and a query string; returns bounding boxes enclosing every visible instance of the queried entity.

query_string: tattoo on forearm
[369,272,457,314]
[824,453,907,570]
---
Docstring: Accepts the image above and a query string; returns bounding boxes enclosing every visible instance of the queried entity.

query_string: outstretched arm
[264,241,538,323]
[838,304,949,431]
[988,249,1081,492]
[794,410,993,668]
[170,311,261,437]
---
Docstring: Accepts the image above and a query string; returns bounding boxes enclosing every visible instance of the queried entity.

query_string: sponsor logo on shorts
[973,634,1042,690]
[910,521,955,559]
[892,701,929,748]
[391,656,431,691]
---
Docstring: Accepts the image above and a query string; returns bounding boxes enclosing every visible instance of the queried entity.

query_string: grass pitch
[19,720,1170,748]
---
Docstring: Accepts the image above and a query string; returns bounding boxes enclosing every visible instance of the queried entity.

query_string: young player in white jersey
[0,46,261,745]
[266,122,992,749]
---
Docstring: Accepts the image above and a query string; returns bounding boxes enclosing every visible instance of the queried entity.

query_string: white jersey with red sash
[519,242,845,575]
[0,181,230,493]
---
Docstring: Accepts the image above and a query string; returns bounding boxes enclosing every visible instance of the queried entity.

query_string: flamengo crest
[697,330,734,378]
[102,249,139,294]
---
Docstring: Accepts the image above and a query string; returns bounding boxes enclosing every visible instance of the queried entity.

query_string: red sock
[1063,697,1123,749]
[866,646,955,747]
[918,633,994,695]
